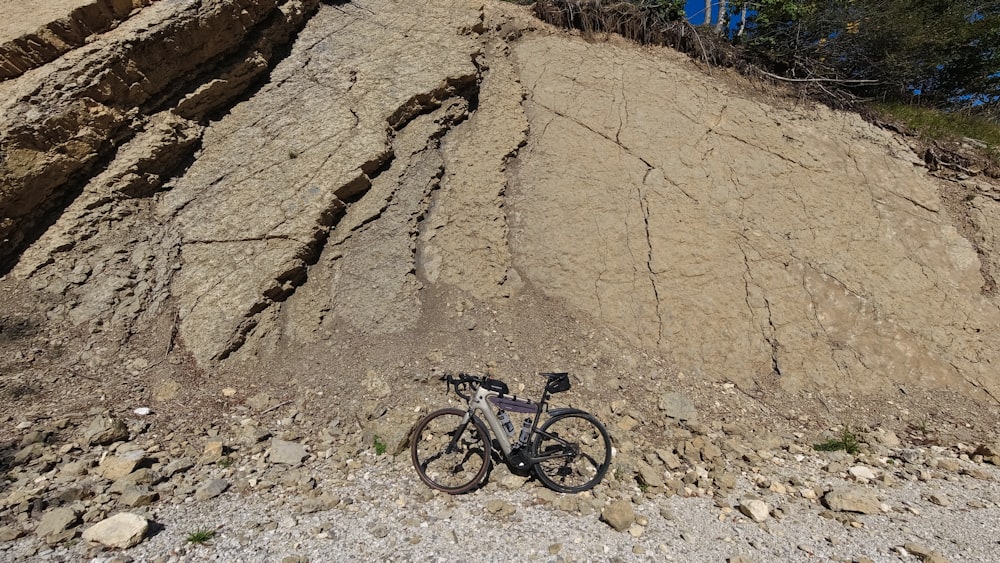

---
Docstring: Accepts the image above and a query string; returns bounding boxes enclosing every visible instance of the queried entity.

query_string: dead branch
[756,69,879,85]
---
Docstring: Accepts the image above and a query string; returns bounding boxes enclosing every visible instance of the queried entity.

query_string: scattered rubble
[1,404,997,560]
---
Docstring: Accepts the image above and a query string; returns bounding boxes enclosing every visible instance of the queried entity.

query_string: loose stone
[601,499,636,532]
[82,512,149,549]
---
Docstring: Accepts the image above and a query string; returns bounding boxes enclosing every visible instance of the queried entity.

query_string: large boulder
[82,512,149,549]
[601,499,636,532]
[822,487,883,514]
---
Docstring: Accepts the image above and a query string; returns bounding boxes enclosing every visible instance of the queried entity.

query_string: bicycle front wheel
[532,411,611,493]
[410,408,491,494]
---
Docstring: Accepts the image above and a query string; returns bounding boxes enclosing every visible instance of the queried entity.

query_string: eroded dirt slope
[1,0,999,447]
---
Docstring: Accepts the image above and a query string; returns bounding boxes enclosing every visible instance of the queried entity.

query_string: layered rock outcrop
[1,0,998,419]
[1,0,319,266]
[0,0,153,81]
[160,0,491,361]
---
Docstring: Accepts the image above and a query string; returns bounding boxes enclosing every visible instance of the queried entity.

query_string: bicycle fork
[445,411,474,454]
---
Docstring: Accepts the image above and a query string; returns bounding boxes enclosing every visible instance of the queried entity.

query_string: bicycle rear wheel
[532,411,611,493]
[410,408,491,494]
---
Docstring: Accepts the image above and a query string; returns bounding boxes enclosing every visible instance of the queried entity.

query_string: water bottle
[497,410,515,437]
[517,418,532,447]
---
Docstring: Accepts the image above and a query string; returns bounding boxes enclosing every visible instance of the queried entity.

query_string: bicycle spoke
[531,412,611,493]
[413,373,611,495]
[411,409,491,494]
[579,452,602,469]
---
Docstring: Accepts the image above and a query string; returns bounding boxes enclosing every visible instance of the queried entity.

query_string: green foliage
[186,529,216,544]
[613,464,626,482]
[730,0,1000,111]
[537,0,997,115]
[813,428,861,455]
[651,0,687,22]
[730,0,820,60]
[876,103,1000,144]
[874,102,1000,163]
[738,0,818,37]
[836,1,997,105]
[373,434,387,455]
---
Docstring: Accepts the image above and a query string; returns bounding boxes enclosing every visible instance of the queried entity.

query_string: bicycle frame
[449,381,575,467]
[466,385,532,456]
[415,371,611,494]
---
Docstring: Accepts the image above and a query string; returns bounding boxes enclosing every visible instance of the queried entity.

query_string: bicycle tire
[410,408,491,494]
[531,411,612,493]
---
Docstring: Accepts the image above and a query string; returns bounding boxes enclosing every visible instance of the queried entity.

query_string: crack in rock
[0,0,322,272]
[164,0,487,363]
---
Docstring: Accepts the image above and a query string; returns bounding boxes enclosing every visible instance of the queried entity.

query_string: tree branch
[757,69,880,85]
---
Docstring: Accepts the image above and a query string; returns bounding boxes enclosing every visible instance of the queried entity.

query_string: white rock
[82,512,149,549]
[739,499,770,522]
[849,466,877,480]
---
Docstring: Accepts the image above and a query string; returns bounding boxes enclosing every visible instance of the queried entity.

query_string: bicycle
[410,371,612,494]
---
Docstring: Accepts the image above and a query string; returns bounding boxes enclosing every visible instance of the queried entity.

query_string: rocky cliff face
[510,35,1000,404]
[1,0,998,434]
[0,0,318,266]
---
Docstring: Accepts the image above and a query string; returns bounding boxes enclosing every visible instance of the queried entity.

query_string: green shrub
[813,428,861,455]
[186,529,216,544]
[872,102,1000,165]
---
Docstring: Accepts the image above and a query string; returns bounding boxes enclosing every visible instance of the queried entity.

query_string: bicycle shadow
[485,440,541,491]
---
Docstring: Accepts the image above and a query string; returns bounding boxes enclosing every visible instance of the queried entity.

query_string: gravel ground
[10,451,1000,563]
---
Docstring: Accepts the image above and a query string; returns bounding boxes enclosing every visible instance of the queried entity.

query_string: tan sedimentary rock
[1,0,998,415]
